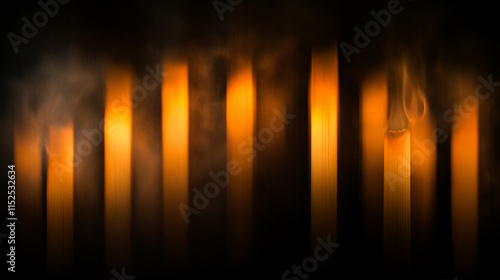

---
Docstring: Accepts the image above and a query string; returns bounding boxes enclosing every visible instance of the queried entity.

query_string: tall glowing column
[310,48,338,247]
[162,59,189,269]
[46,122,74,276]
[104,64,132,270]
[227,56,255,266]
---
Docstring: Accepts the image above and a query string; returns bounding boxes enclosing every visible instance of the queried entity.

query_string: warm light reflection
[361,70,387,242]
[104,64,132,269]
[451,81,478,277]
[310,48,338,246]
[383,129,411,273]
[227,57,255,264]
[46,122,74,275]
[162,59,189,267]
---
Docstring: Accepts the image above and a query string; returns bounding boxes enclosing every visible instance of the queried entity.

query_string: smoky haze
[1,0,500,279]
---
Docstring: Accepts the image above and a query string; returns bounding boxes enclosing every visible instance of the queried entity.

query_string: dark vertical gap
[435,118,452,279]
[188,51,227,279]
[130,57,163,279]
[73,68,105,280]
[478,71,500,279]
[289,42,312,279]
[253,40,311,279]
[336,51,363,280]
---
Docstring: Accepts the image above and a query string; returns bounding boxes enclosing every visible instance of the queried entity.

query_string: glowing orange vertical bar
[162,59,189,267]
[310,48,338,246]
[14,122,43,207]
[105,64,132,269]
[361,71,387,241]
[383,129,411,274]
[451,103,478,277]
[227,57,255,265]
[46,122,74,275]
[14,120,44,272]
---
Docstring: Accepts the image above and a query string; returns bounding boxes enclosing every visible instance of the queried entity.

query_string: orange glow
[104,64,132,269]
[226,57,255,263]
[162,59,189,266]
[383,129,411,272]
[14,122,42,195]
[310,48,338,246]
[361,70,387,239]
[14,120,44,271]
[451,83,478,276]
[46,122,74,275]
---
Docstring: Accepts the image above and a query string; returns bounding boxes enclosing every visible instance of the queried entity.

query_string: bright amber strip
[226,58,255,264]
[383,129,411,273]
[104,64,132,269]
[361,70,388,237]
[14,120,44,270]
[162,59,189,266]
[310,48,338,245]
[46,122,74,275]
[451,108,478,276]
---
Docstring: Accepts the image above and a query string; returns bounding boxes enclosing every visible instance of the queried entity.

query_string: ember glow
[451,79,478,277]
[226,56,255,266]
[361,70,388,245]
[1,1,498,279]
[310,48,338,247]
[162,59,189,268]
[383,129,411,274]
[46,122,74,276]
[104,64,133,270]
[14,119,44,269]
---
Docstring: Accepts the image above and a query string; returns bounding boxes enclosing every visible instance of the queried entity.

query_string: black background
[1,0,499,279]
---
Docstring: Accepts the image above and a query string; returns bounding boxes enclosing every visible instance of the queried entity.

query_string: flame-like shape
[401,61,427,124]
[388,60,427,131]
